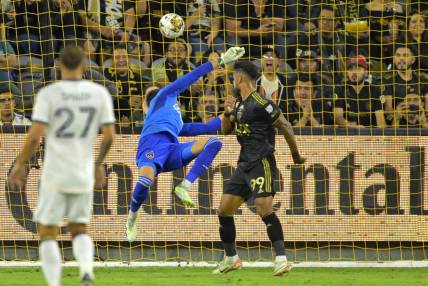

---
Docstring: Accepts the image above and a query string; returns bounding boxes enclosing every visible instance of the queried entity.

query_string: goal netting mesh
[1,0,428,264]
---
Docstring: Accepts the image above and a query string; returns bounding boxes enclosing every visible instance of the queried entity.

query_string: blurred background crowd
[0,0,428,130]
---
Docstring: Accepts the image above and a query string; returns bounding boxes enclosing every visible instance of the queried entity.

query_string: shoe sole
[273,263,293,276]
[213,259,243,274]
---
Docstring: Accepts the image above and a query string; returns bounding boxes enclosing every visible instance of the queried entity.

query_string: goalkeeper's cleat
[80,273,94,286]
[273,256,292,276]
[212,255,242,274]
[126,212,138,242]
[173,184,195,208]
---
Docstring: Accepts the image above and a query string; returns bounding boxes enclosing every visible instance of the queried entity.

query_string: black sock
[262,212,285,256]
[218,215,236,256]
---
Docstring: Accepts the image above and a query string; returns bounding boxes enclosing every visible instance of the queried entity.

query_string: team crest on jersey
[145,151,155,160]
[173,103,181,115]
[265,104,274,114]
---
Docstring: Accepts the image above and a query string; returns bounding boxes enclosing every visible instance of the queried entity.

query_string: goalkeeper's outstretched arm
[160,47,246,99]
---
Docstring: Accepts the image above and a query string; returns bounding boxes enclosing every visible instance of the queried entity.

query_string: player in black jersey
[212,61,305,276]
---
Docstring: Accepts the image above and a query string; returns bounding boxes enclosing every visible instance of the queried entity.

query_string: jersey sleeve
[100,88,116,125]
[179,117,222,136]
[31,88,50,124]
[158,62,214,99]
[262,100,281,125]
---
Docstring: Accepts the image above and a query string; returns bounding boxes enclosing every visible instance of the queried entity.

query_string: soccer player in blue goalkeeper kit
[126,47,245,241]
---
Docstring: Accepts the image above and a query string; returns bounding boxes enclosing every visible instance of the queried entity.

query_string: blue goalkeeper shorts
[136,132,196,175]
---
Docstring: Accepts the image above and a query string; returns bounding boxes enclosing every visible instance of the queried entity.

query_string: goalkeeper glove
[219,47,246,67]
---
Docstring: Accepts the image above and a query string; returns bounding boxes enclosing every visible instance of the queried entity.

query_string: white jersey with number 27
[32,80,115,194]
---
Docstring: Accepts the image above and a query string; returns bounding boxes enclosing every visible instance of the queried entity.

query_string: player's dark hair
[145,88,160,106]
[59,46,84,70]
[234,61,259,81]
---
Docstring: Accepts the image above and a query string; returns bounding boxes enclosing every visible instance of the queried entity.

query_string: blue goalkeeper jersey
[141,62,214,138]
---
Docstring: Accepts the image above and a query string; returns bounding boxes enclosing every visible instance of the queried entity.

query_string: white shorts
[33,185,93,226]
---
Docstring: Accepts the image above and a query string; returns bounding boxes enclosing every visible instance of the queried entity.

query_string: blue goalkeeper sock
[130,176,153,213]
[185,137,222,184]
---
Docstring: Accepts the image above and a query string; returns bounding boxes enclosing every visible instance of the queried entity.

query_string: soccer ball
[159,13,185,39]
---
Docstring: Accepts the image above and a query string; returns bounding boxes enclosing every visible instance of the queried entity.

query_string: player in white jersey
[8,46,116,286]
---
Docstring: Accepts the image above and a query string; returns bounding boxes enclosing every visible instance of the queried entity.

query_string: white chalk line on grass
[1,261,428,268]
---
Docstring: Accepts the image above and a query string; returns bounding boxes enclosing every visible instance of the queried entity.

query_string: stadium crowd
[0,0,428,129]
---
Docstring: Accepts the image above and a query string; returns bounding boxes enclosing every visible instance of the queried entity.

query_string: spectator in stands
[302,0,363,32]
[135,0,186,55]
[13,55,45,114]
[77,0,136,57]
[410,0,428,14]
[0,83,31,126]
[401,11,428,73]
[6,1,64,80]
[280,0,312,32]
[195,94,219,123]
[224,0,286,60]
[49,40,117,96]
[295,49,320,74]
[296,5,345,78]
[293,49,333,98]
[7,0,44,55]
[185,0,224,63]
[0,39,17,82]
[345,31,373,60]
[384,44,428,115]
[285,74,332,127]
[393,91,428,128]
[361,0,404,64]
[104,44,143,123]
[203,50,231,103]
[334,56,386,128]
[103,41,152,80]
[255,46,287,112]
[152,39,202,117]
[129,94,145,128]
[51,0,87,48]
[152,39,196,86]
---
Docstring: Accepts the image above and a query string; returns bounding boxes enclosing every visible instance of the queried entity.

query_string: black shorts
[224,155,277,201]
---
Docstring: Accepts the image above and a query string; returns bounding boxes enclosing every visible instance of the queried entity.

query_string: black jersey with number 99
[233,91,281,169]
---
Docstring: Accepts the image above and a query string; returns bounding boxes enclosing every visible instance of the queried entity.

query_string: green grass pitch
[1,267,428,286]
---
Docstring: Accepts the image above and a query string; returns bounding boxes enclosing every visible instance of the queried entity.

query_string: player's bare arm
[221,94,236,135]
[8,122,46,189]
[273,114,306,165]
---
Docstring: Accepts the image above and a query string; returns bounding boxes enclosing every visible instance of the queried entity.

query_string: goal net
[1,0,428,265]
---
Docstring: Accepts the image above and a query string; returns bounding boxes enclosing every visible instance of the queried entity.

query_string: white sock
[39,240,62,286]
[72,234,94,279]
[128,210,138,224]
[181,179,192,189]
[275,255,287,262]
